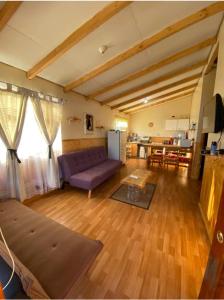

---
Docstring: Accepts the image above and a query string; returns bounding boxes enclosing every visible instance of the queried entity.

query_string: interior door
[199,183,224,298]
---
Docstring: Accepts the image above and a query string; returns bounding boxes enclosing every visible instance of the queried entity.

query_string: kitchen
[126,116,193,168]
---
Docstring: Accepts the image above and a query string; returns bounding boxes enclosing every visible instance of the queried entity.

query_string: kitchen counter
[128,141,193,149]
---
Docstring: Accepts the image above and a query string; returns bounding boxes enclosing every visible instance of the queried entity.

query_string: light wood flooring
[27,159,210,299]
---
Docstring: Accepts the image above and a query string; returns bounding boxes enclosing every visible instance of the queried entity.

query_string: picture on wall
[84,113,94,134]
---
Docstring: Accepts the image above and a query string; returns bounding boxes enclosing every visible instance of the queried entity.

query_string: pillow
[0,240,49,299]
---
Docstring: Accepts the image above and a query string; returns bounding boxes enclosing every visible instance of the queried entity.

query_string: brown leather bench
[0,200,103,299]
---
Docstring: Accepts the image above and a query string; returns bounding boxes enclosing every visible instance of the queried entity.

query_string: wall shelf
[67,116,81,123]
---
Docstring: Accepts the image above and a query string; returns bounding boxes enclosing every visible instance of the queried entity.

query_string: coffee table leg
[134,187,141,202]
[127,185,132,201]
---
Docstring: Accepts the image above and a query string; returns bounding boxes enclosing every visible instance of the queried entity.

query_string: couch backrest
[57,146,107,181]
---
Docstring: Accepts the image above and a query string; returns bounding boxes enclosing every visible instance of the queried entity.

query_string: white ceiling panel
[128,95,193,114]
[7,1,109,50]
[74,14,221,96]
[115,79,198,110]
[96,47,211,101]
[106,68,202,107]
[74,50,150,94]
[0,26,46,71]
[56,5,142,77]
[130,1,213,40]
[0,0,222,103]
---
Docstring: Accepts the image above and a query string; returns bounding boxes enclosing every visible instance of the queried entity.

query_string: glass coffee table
[121,169,150,202]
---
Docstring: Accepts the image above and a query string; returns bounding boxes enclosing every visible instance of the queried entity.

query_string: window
[0,99,62,199]
[115,117,128,131]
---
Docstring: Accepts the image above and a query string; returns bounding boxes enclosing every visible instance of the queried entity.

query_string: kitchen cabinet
[126,143,138,157]
[165,118,189,131]
[131,143,138,157]
[165,119,178,130]
[177,119,189,130]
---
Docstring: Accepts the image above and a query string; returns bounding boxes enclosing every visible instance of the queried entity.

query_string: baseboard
[23,189,60,205]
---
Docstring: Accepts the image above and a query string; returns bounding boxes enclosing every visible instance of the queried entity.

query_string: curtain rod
[0,80,64,104]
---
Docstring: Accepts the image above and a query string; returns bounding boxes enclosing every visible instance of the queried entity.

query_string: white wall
[189,69,216,143]
[189,77,203,141]
[129,96,192,137]
[62,98,127,139]
[0,62,128,140]
[208,20,224,149]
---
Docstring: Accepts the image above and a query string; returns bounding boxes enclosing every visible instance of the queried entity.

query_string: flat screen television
[203,93,224,133]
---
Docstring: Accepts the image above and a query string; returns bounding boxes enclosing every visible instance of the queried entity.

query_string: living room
[0,1,224,299]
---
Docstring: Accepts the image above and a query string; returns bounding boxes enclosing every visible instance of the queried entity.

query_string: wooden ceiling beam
[0,2,22,32]
[111,73,201,110]
[64,2,223,92]
[90,37,215,98]
[127,92,194,114]
[27,2,131,79]
[205,42,219,75]
[121,90,194,112]
[103,59,206,104]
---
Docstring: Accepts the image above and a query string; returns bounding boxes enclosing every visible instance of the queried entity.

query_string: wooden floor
[27,159,210,299]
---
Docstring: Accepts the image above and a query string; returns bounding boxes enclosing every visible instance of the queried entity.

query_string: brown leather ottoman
[0,200,103,299]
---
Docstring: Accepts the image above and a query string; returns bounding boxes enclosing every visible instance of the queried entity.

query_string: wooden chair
[164,150,179,168]
[147,149,164,167]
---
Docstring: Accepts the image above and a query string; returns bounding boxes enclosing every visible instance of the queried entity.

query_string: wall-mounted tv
[203,93,224,133]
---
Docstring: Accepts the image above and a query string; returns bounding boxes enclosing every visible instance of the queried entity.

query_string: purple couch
[58,146,122,198]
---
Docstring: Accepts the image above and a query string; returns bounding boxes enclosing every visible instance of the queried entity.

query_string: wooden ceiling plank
[121,90,194,112]
[0,2,22,32]
[103,59,206,104]
[91,37,215,98]
[127,92,194,114]
[27,1,132,79]
[111,73,201,109]
[64,2,223,92]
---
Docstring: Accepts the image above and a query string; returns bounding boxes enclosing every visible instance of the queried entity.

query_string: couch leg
[88,190,92,199]
[60,180,65,189]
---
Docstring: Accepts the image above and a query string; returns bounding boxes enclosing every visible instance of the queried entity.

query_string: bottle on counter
[210,141,217,155]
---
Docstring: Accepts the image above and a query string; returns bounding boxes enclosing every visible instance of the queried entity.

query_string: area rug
[111,183,156,210]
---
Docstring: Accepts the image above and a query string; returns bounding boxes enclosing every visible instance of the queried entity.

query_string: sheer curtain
[17,100,62,199]
[31,97,62,188]
[0,90,28,200]
[0,138,7,198]
[0,95,62,201]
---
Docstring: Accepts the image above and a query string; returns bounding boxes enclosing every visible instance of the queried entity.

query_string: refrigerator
[107,130,127,164]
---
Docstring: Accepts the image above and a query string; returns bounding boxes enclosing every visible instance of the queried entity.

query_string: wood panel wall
[199,155,224,241]
[62,137,107,153]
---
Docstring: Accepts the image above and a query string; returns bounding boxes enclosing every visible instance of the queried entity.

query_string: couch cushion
[69,159,122,190]
[58,146,107,182]
[0,200,103,299]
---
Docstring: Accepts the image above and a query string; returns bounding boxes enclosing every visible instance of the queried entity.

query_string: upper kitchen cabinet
[165,119,178,131]
[177,119,190,130]
[165,119,189,131]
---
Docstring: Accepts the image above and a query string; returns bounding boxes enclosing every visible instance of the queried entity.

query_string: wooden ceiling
[0,1,223,113]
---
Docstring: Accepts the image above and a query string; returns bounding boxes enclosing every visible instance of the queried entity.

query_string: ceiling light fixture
[143,97,149,104]
[98,45,108,55]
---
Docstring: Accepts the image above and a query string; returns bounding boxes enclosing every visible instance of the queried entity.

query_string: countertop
[127,142,192,148]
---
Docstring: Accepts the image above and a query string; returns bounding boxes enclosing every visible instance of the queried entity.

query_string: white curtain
[0,90,28,200]
[31,97,62,188]
[17,100,62,199]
